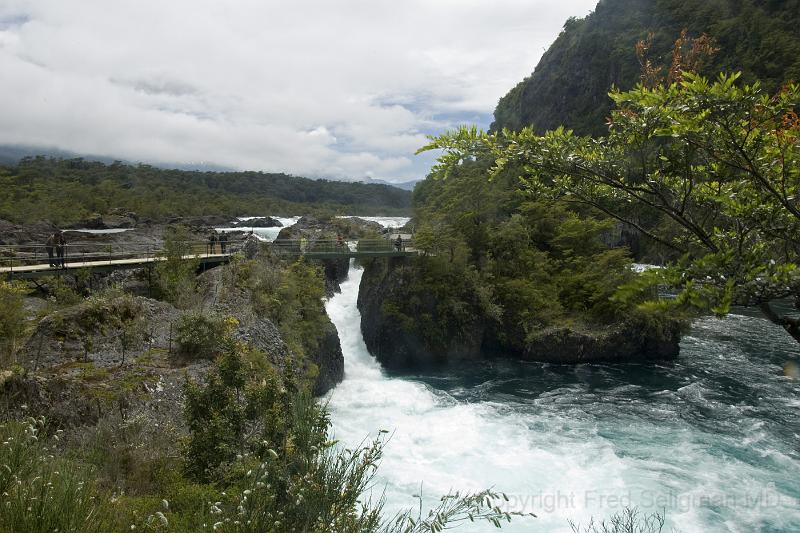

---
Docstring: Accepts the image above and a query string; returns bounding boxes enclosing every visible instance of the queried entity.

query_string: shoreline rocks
[235,217,283,228]
[357,257,682,370]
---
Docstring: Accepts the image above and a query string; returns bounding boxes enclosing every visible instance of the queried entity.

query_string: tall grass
[0,418,113,533]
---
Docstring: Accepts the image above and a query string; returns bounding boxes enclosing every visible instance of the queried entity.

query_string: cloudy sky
[0,0,596,183]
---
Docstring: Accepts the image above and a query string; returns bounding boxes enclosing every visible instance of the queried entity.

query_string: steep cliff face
[492,0,800,136]
[358,258,681,369]
[310,320,344,395]
[357,258,485,370]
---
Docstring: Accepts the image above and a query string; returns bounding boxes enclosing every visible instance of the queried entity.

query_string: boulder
[235,217,283,228]
[357,257,683,371]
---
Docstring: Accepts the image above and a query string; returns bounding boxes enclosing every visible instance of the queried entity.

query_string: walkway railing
[0,237,415,278]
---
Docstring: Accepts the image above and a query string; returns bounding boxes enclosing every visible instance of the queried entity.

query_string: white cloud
[0,0,596,182]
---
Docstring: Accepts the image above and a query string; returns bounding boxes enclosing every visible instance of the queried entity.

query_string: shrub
[0,281,28,366]
[153,226,199,308]
[174,313,236,360]
[0,418,114,533]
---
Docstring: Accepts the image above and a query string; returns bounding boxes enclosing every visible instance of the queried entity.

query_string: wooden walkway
[0,238,416,280]
[0,253,231,280]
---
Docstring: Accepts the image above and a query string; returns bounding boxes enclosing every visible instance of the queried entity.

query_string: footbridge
[0,238,416,281]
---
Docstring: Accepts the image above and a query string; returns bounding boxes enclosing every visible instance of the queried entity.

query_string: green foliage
[0,157,411,226]
[420,72,800,334]
[0,418,113,533]
[270,260,328,357]
[491,0,800,136]
[153,226,199,308]
[0,281,28,366]
[174,313,236,360]
[389,152,647,354]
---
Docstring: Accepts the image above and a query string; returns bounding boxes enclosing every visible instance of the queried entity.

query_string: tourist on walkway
[395,235,403,252]
[208,232,217,254]
[55,231,66,268]
[219,232,228,254]
[45,233,56,267]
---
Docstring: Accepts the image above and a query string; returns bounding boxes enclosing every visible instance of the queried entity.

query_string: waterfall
[325,261,800,532]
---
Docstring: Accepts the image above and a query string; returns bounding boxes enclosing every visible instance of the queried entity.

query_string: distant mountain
[359,177,420,191]
[491,0,800,136]
[0,144,234,172]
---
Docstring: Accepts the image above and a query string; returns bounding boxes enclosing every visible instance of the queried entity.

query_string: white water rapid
[325,261,800,533]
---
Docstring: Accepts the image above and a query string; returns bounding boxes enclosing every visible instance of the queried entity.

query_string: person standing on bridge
[219,232,228,254]
[395,235,403,252]
[55,231,66,268]
[208,232,217,255]
[45,232,57,267]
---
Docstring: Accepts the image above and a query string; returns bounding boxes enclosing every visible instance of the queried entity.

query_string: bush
[0,281,28,366]
[174,313,236,360]
[0,418,114,533]
[153,226,199,308]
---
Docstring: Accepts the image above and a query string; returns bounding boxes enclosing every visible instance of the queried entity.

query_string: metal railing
[0,237,414,276]
[0,240,239,273]
[270,238,415,255]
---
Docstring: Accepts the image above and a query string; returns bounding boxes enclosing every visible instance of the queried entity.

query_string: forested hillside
[0,157,411,224]
[492,0,800,136]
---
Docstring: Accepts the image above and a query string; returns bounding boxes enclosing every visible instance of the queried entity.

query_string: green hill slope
[491,0,800,136]
[0,157,411,224]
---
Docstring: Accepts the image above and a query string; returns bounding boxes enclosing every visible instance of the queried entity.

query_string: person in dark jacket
[219,232,228,254]
[55,231,66,268]
[208,232,217,254]
[45,233,56,267]
[395,235,403,252]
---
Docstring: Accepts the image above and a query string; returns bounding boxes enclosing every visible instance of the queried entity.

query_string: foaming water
[215,216,300,242]
[326,263,800,532]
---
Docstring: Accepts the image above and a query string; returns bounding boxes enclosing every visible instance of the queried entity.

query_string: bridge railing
[0,239,241,272]
[0,235,413,274]
[270,238,414,255]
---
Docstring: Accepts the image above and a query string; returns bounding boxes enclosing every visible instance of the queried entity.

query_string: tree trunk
[760,301,800,343]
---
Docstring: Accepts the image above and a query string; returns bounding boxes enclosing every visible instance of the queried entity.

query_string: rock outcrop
[235,217,283,228]
[276,216,350,296]
[358,258,681,370]
[357,257,485,370]
[309,320,344,396]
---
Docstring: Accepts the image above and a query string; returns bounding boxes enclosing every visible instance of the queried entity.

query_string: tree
[420,73,800,340]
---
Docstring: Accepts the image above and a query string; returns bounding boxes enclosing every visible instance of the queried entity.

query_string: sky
[0,0,596,183]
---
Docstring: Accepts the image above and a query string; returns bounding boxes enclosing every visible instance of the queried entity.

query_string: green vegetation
[153,226,201,308]
[175,313,235,360]
[234,254,330,359]
[0,282,27,366]
[0,343,526,532]
[492,0,800,136]
[423,70,800,340]
[0,157,411,226]
[376,150,680,356]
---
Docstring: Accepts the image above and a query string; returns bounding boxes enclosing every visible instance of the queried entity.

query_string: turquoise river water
[326,261,800,533]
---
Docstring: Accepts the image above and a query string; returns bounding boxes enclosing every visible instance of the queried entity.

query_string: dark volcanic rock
[310,319,344,396]
[358,257,682,371]
[74,213,137,230]
[521,319,681,363]
[358,258,484,370]
[235,217,282,228]
[0,219,59,245]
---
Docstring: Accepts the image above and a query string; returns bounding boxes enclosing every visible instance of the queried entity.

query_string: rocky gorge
[357,256,683,370]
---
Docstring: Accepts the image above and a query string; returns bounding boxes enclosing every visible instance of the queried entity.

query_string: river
[325,260,800,533]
